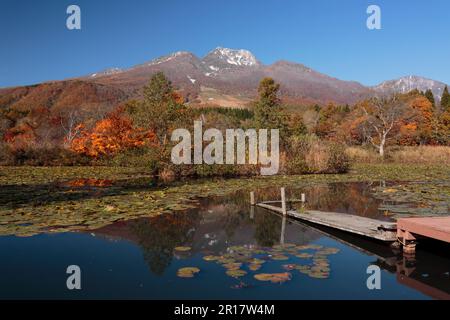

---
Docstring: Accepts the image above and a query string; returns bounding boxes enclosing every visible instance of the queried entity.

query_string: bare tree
[60,110,83,147]
[360,96,414,157]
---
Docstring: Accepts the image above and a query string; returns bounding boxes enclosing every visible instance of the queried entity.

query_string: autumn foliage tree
[390,95,434,145]
[358,96,414,156]
[1,107,50,151]
[71,106,156,158]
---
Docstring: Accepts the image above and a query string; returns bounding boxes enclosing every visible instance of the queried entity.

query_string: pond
[0,182,449,299]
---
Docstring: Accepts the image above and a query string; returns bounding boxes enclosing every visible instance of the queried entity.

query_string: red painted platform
[397,217,450,243]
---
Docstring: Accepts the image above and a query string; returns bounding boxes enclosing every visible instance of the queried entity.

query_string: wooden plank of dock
[256,202,397,242]
[397,217,450,243]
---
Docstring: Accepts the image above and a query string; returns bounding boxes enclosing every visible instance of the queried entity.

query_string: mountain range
[0,47,447,113]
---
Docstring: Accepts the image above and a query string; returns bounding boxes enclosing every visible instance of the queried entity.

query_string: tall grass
[284,135,350,174]
[390,146,450,164]
[346,146,450,165]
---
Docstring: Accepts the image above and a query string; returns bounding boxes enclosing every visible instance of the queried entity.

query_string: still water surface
[0,182,449,299]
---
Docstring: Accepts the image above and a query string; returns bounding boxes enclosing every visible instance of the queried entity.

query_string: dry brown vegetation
[346,145,450,164]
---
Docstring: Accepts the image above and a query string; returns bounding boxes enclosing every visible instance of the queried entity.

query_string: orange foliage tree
[3,122,37,150]
[396,95,441,145]
[71,106,157,157]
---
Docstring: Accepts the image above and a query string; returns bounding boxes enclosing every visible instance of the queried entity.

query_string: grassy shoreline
[0,163,448,185]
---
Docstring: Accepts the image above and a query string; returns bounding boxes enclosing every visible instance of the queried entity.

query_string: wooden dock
[256,201,397,242]
[397,217,450,253]
[253,188,450,253]
[397,217,450,243]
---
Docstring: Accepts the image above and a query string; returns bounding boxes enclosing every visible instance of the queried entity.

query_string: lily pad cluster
[274,244,339,279]
[177,243,340,285]
[373,181,450,217]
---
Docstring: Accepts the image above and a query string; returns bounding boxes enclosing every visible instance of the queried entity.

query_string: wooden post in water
[250,191,255,206]
[301,193,306,210]
[281,187,287,215]
[280,215,286,244]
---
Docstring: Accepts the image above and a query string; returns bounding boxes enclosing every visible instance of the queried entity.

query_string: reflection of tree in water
[202,192,254,239]
[304,182,382,218]
[222,204,249,238]
[254,182,382,218]
[129,211,201,275]
[254,211,281,247]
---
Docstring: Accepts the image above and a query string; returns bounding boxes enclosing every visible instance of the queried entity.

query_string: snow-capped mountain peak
[373,75,447,101]
[202,47,260,68]
[214,47,259,66]
[82,47,448,107]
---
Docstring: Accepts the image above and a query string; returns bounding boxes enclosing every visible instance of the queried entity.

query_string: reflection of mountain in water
[92,194,320,275]
[90,185,449,299]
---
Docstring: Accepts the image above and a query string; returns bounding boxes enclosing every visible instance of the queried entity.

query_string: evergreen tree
[254,77,282,129]
[424,89,435,108]
[441,86,450,112]
[289,114,308,137]
[128,72,184,145]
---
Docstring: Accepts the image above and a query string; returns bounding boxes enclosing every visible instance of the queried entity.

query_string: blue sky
[0,0,449,88]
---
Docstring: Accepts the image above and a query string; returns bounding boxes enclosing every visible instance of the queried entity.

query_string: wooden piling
[281,187,287,215]
[280,216,286,244]
[250,191,255,206]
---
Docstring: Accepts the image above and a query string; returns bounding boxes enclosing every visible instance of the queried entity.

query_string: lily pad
[254,272,292,283]
[295,265,311,274]
[248,264,262,271]
[203,255,220,261]
[282,264,297,271]
[271,254,289,261]
[174,246,191,252]
[308,271,329,279]
[249,258,265,265]
[317,247,340,255]
[226,269,247,278]
[223,262,243,270]
[177,267,200,278]
[218,258,236,264]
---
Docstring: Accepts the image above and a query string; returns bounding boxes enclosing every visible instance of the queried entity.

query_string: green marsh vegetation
[0,163,448,237]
